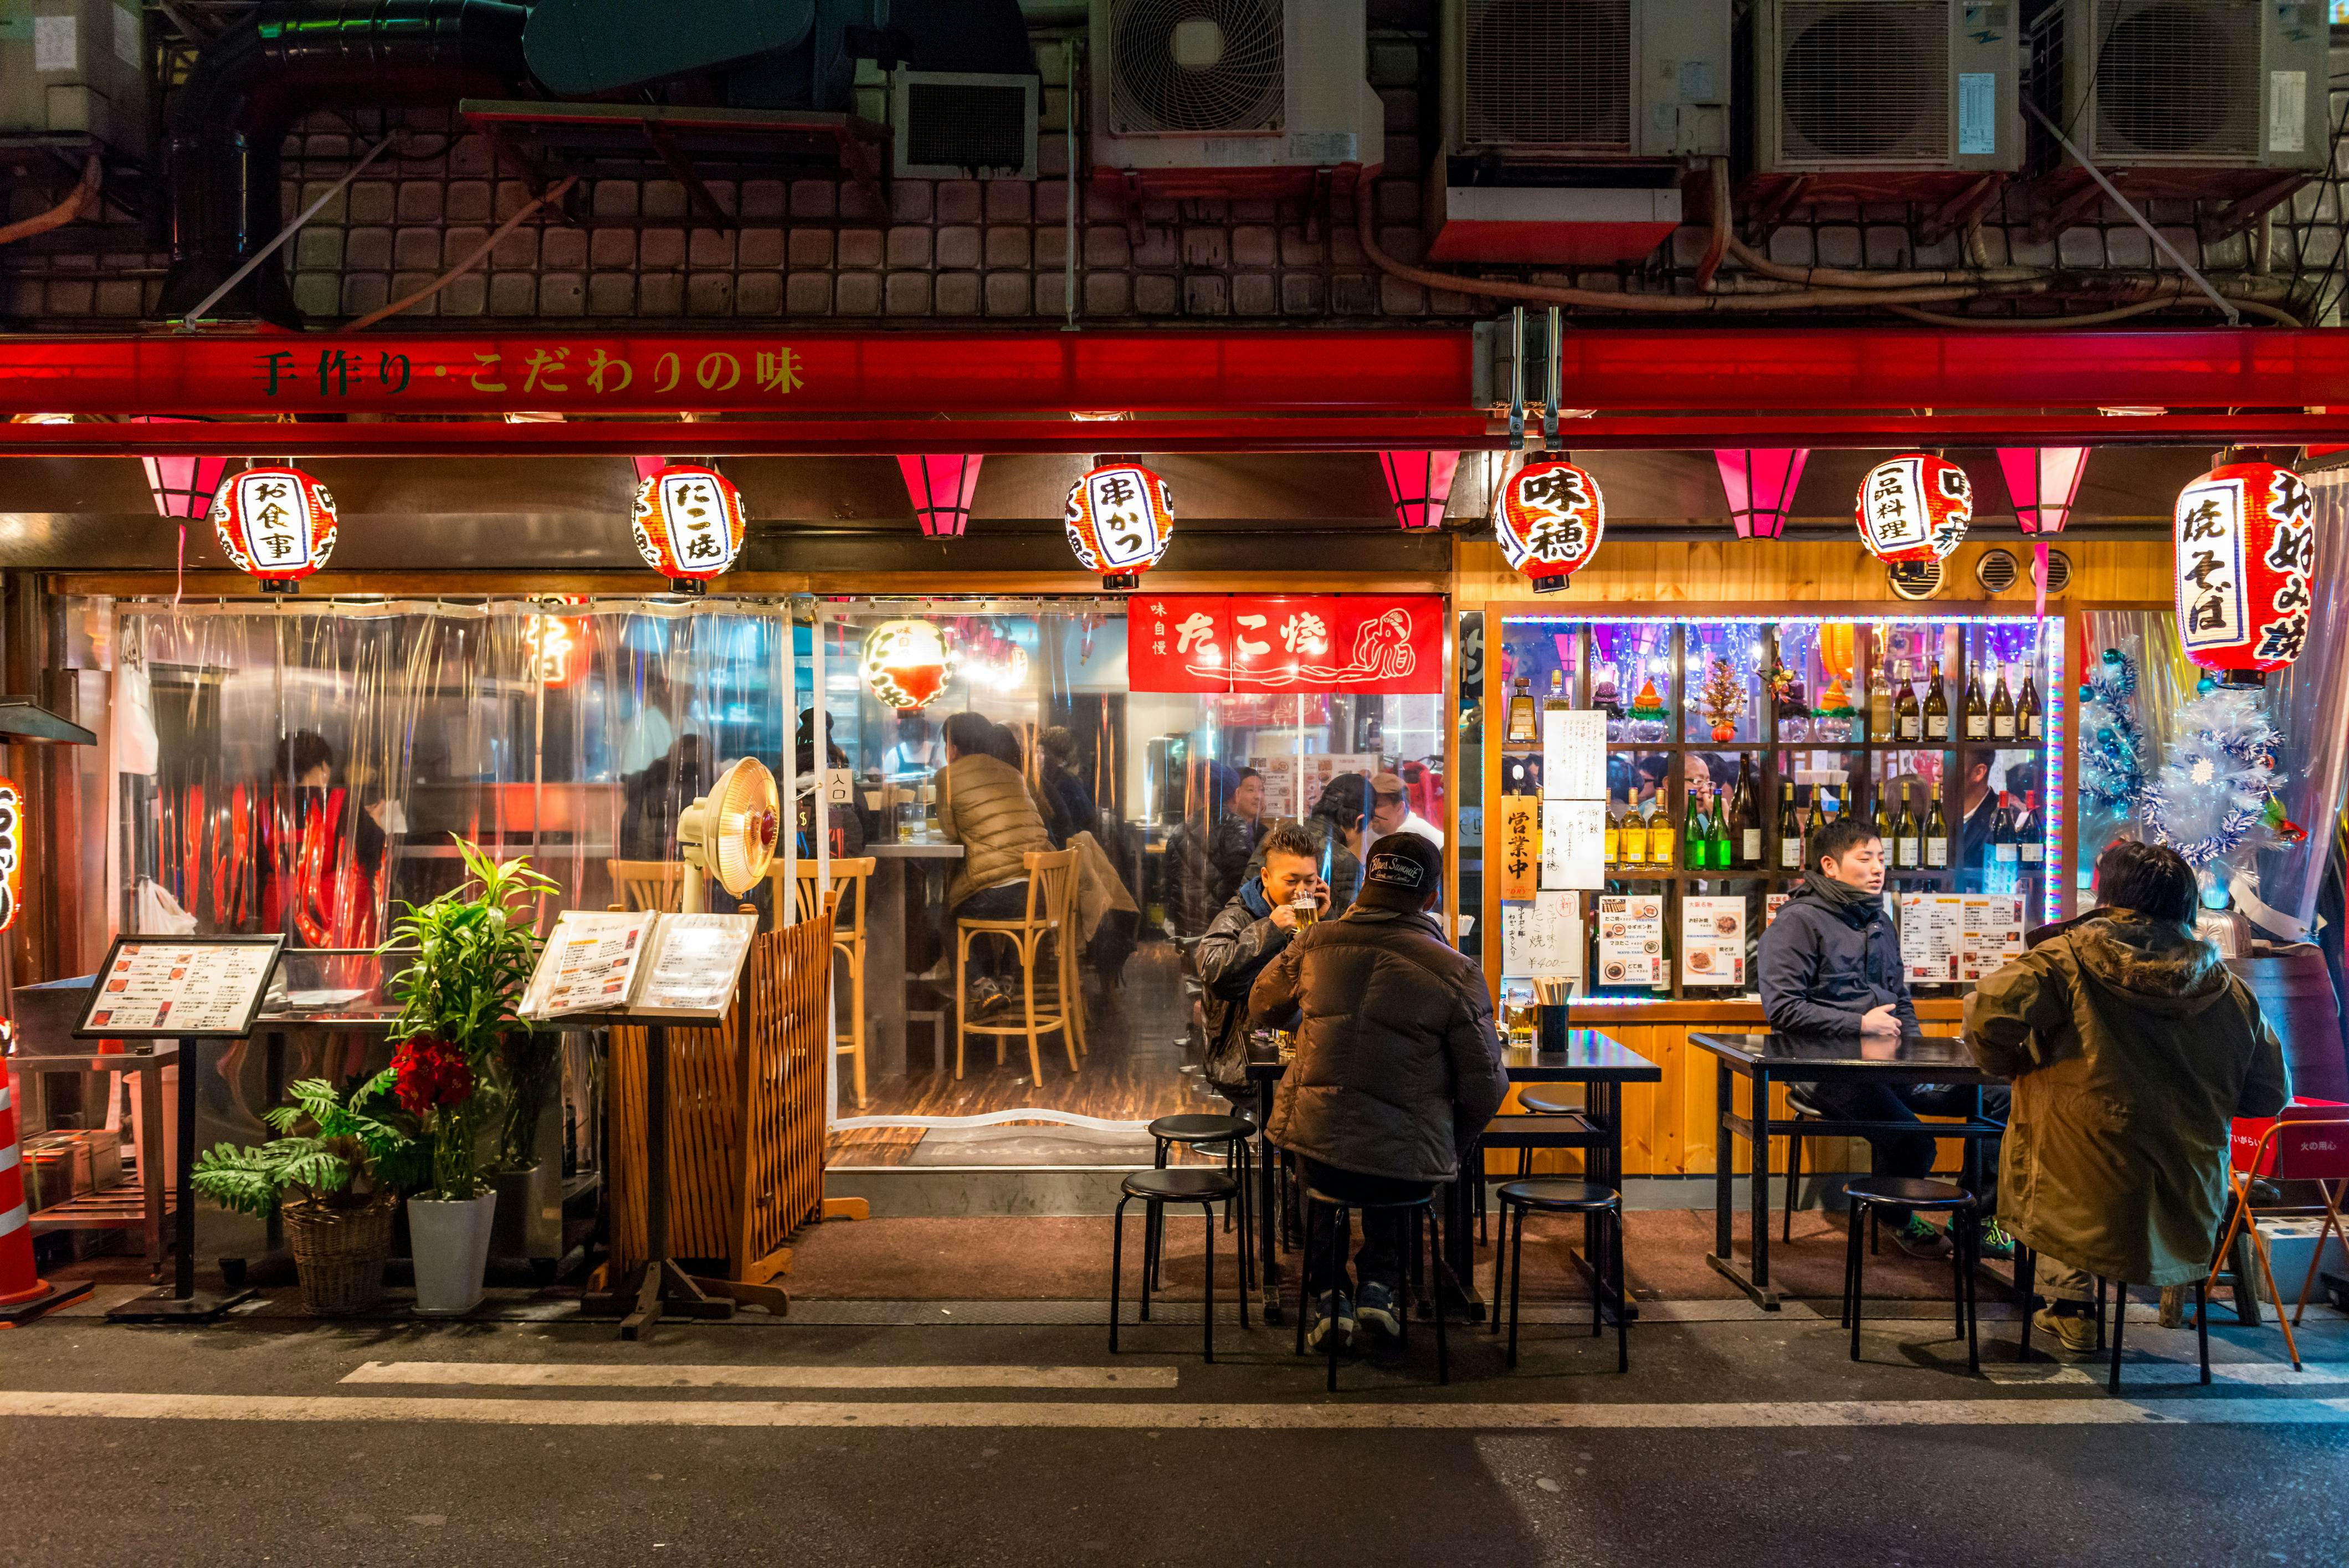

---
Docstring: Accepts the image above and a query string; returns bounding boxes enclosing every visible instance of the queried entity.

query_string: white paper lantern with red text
[1497,459,1604,593]
[1063,463,1174,590]
[860,619,951,709]
[2174,459,2315,680]
[1855,453,1972,563]
[210,466,338,591]
[632,463,746,591]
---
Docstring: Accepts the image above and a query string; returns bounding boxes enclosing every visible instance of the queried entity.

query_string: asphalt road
[4,1300,2345,1567]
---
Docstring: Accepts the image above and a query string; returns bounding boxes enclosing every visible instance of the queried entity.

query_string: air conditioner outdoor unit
[894,70,1039,180]
[1428,0,1731,265]
[1089,0,1384,198]
[0,0,151,156]
[1751,0,2020,188]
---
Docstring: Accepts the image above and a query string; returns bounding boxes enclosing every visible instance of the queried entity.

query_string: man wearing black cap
[1252,832,1504,1354]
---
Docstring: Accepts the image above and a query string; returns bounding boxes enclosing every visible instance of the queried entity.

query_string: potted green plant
[191,1071,422,1316]
[384,837,555,1316]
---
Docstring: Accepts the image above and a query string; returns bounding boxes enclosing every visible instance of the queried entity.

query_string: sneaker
[1307,1290,1355,1354]
[2033,1306,2099,1356]
[1890,1215,1950,1258]
[1355,1281,1403,1342]
[1975,1216,2015,1262]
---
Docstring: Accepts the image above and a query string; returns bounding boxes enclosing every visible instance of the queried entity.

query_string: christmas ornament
[1855,453,1972,563]
[2141,685,2285,875]
[860,619,951,710]
[1063,462,1174,590]
[2077,647,2150,815]
[1627,678,1667,720]
[1815,677,1854,716]
[2173,459,2314,682]
[632,463,746,591]
[1497,459,1605,592]
[210,465,338,592]
[1698,657,1747,741]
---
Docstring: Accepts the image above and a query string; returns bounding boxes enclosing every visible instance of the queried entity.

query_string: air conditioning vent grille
[1777,1,1951,166]
[2089,0,2260,161]
[1107,0,1285,135]
[1461,0,1633,151]
[904,81,1035,173]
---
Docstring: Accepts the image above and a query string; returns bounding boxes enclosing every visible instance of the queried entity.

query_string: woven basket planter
[281,1192,397,1316]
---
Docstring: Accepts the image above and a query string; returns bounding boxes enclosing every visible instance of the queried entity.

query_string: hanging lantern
[898,454,984,539]
[632,463,746,593]
[1996,447,2090,536]
[1497,458,1604,593]
[209,465,338,592]
[1855,453,1972,563]
[1377,450,1460,532]
[631,455,669,485]
[860,619,951,709]
[0,776,20,934]
[2173,458,2314,682]
[1063,461,1174,590]
[1714,448,1808,540]
[522,599,592,688]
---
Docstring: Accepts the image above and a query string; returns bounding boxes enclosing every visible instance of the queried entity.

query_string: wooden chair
[607,858,684,914]
[956,847,1083,1084]
[780,857,878,1111]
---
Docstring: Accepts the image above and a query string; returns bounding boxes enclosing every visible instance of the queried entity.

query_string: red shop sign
[1128,596,1444,695]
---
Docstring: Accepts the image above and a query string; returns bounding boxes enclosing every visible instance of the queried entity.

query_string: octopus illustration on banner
[1197,607,1419,688]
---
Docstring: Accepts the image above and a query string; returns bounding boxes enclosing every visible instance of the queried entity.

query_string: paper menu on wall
[1541,709,1607,801]
[78,937,284,1037]
[1501,891,1583,980]
[1765,893,1791,928]
[522,910,758,1022]
[1594,894,1664,987]
[1540,799,1606,890]
[1681,896,1747,988]
[1961,895,2026,981]
[1899,894,1966,985]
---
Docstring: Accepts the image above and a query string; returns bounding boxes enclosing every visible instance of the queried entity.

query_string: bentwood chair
[956,847,1083,1083]
[784,856,878,1110]
[607,858,684,914]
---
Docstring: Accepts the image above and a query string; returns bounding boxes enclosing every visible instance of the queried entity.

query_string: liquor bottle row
[1599,768,2047,874]
[1502,659,2045,746]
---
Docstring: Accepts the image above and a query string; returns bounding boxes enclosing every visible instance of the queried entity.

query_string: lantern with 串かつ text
[1063,463,1173,590]
[2174,459,2315,683]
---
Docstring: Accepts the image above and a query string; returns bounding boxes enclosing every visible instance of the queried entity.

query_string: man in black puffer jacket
[1196,821,1327,1099]
[1253,833,1503,1353]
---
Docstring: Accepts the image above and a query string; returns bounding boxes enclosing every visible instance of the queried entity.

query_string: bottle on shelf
[1990,665,2017,740]
[1619,794,1648,868]
[1923,658,1950,742]
[1867,659,1894,742]
[1647,793,1674,869]
[2018,666,2043,740]
[1925,790,1950,869]
[1708,788,1732,872]
[1545,668,1571,717]
[2017,790,2044,868]
[1894,783,1921,870]
[1732,755,1761,867]
[1991,792,2021,868]
[1963,665,1989,740]
[1505,674,1537,744]
[1604,795,1622,868]
[1683,790,1709,871]
[1777,781,1803,872]
[1895,660,1921,742]
[1870,784,1891,846]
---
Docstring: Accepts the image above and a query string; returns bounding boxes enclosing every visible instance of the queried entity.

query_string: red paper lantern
[632,463,746,592]
[860,619,951,709]
[2174,459,2315,679]
[209,465,338,591]
[0,776,20,934]
[1497,459,1604,593]
[1063,462,1173,590]
[1855,453,1972,563]
[1378,450,1460,532]
[898,454,984,538]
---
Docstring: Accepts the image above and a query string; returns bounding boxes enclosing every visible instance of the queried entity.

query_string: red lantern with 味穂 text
[633,463,746,592]
[210,466,338,592]
[1497,459,1604,593]
[1063,462,1174,590]
[1855,453,1972,563]
[2173,459,2315,684]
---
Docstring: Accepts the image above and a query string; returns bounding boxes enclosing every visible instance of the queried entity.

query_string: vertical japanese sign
[0,777,22,934]
[1498,796,1539,901]
[1126,596,1443,694]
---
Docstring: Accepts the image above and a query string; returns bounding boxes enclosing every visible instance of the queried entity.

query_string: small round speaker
[1974,547,2020,595]
[1888,559,1945,601]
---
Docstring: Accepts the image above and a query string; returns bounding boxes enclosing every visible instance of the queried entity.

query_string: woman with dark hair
[1034,725,1099,846]
[1966,837,2290,1355]
[258,729,389,971]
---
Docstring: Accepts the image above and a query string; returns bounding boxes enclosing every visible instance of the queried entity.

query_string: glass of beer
[1289,888,1319,927]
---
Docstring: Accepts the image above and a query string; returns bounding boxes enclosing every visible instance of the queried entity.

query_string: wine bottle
[1925,790,1950,869]
[1868,662,1894,742]
[1647,796,1674,869]
[2019,667,2043,740]
[1604,795,1622,868]
[1992,791,2020,867]
[1870,785,1891,846]
[1683,788,1709,871]
[1990,666,2016,740]
[1894,783,1921,869]
[1620,795,1648,868]
[1777,781,1803,872]
[1709,790,1732,872]
[1506,675,1537,744]
[1963,667,1989,740]
[2017,790,2043,867]
[1923,659,1950,742]
[1895,661,1921,742]
[1733,755,1761,867]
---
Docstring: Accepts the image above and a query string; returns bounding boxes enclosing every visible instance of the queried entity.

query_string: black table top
[1248,1029,1658,1084]
[1689,1029,1998,1082]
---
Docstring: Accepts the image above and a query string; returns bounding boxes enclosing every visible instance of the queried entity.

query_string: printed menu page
[1962,895,2026,981]
[1899,894,1966,985]
[1681,896,1747,988]
[1594,894,1664,987]
[81,939,281,1037]
[526,911,655,1019]
[634,914,758,1017]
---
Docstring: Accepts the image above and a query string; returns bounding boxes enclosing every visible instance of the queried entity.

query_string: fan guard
[1108,0,1285,135]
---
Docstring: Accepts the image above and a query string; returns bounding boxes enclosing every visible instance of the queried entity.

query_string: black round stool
[1841,1176,1979,1372]
[1293,1185,1459,1390]
[1145,1114,1254,1297]
[1110,1166,1243,1362]
[1491,1178,1627,1372]
[1479,1084,1583,1243]
[2014,1243,2210,1392]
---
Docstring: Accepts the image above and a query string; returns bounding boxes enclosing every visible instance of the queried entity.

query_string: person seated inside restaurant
[1370,770,1444,849]
[1207,765,1267,910]
[1248,772,1374,914]
[1758,814,2012,1260]
[794,709,865,859]
[1965,838,2289,1355]
[935,710,1054,1019]
[1196,820,1329,1102]
[1035,725,1100,846]
[1252,833,1504,1353]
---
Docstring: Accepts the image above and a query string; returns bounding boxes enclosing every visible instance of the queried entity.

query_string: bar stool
[1145,1113,1254,1297]
[1479,1084,1585,1243]
[1781,1085,1830,1243]
[1841,1176,1980,1372]
[1109,1166,1244,1362]
[2015,1244,2210,1392]
[1293,1185,1459,1390]
[1491,1178,1627,1372]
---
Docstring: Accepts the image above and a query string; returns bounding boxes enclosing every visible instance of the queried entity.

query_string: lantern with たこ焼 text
[860,619,951,710]
[1497,459,1604,593]
[2173,459,2315,685]
[1063,463,1173,590]
[632,463,746,592]
[210,466,338,591]
[1855,453,1972,563]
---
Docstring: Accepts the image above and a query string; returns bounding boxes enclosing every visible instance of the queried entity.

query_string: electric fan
[677,756,781,913]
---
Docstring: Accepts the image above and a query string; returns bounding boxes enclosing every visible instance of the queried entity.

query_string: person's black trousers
[947,878,1031,986]
[1299,1158,1433,1296]
[1799,1080,2009,1224]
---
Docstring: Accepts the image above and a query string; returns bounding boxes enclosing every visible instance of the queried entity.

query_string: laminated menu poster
[1594,894,1665,987]
[1962,895,2027,981]
[1501,890,1583,980]
[78,935,285,1038]
[1899,894,1967,984]
[1681,896,1747,988]
[1765,893,1791,928]
[521,910,758,1022]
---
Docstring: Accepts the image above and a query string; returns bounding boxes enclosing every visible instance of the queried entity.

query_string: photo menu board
[75,936,285,1038]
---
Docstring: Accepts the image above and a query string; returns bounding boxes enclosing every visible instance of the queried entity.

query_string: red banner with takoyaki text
[1126,595,1445,695]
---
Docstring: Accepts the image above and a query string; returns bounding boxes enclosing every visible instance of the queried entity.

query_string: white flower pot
[407,1193,498,1317]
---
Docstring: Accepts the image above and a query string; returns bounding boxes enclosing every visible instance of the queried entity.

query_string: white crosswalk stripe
[340,1360,1178,1390]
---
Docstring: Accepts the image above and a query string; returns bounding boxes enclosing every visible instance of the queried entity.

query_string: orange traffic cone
[1,1055,94,1325]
